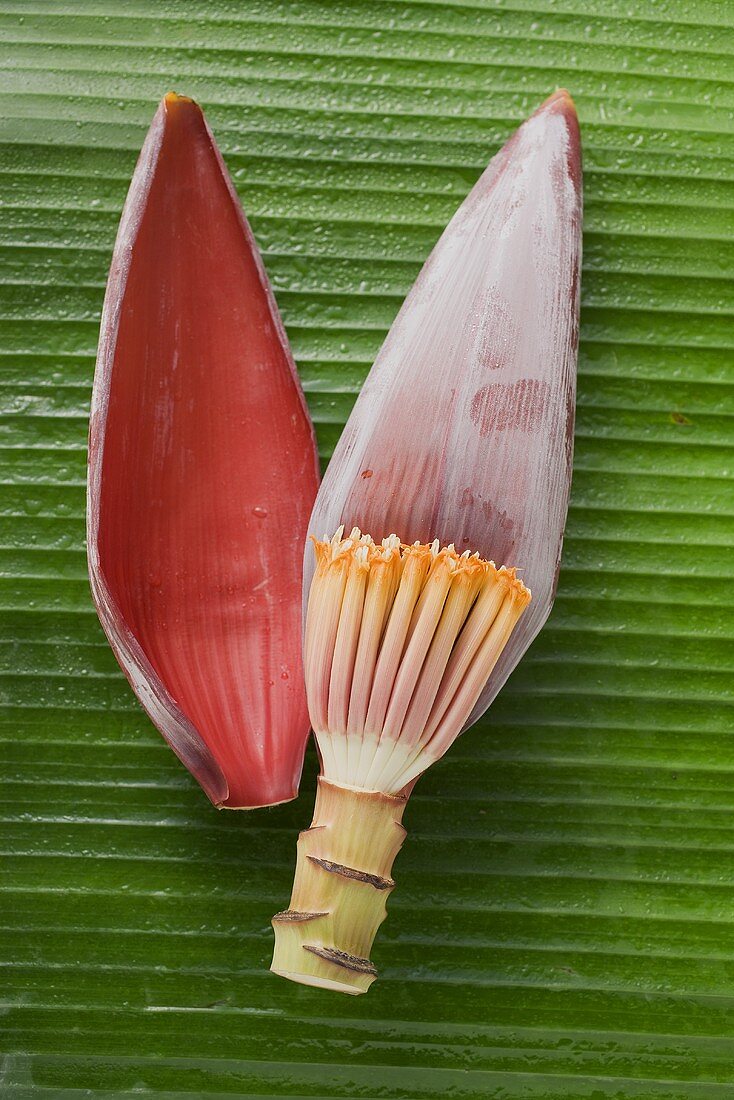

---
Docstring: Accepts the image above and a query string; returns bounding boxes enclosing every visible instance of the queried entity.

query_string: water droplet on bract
[252,506,267,519]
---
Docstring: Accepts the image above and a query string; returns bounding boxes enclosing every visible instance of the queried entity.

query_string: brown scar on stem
[272,910,329,923]
[308,856,395,890]
[303,945,378,976]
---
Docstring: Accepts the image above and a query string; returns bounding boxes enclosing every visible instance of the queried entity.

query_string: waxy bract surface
[88,95,319,808]
[309,91,582,722]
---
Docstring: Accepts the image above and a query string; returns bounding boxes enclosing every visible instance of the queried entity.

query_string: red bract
[87,94,319,809]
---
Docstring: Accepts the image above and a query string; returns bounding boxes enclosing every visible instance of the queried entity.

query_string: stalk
[272,778,406,994]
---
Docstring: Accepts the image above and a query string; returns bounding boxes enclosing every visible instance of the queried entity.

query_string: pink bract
[308,90,582,726]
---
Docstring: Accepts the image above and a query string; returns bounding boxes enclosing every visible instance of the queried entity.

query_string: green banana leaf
[2,1,733,1095]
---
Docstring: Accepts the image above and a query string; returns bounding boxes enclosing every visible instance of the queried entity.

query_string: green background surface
[2,1,734,1096]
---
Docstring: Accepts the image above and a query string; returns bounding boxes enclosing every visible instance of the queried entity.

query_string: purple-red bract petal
[308,90,582,725]
[88,95,320,808]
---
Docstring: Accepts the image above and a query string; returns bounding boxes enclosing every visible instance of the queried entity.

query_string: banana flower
[272,90,582,993]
